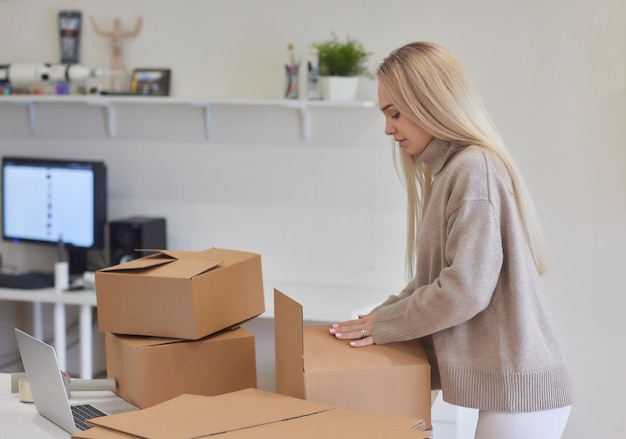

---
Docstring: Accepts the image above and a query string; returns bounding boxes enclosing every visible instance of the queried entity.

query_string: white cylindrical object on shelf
[2,63,51,87]
[49,64,98,83]
[0,63,101,87]
[54,261,69,292]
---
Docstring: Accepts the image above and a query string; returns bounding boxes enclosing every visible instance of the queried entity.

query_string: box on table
[73,388,431,439]
[95,247,265,339]
[274,289,432,430]
[105,326,257,409]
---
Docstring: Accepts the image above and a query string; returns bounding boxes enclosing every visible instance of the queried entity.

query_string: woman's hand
[329,312,376,347]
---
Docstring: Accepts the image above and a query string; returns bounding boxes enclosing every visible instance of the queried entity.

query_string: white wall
[0,1,625,437]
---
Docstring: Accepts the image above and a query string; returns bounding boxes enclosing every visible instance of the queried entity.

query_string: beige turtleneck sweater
[372,138,573,412]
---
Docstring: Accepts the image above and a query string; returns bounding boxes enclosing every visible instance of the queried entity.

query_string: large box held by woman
[274,289,431,430]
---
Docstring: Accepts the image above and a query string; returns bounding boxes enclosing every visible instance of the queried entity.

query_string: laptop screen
[14,328,80,433]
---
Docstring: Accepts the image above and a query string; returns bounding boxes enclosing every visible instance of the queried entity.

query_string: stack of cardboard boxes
[95,247,265,409]
[94,246,433,432]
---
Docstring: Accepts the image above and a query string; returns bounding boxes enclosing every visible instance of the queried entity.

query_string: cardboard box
[73,389,431,439]
[274,289,432,429]
[105,327,257,408]
[95,247,265,339]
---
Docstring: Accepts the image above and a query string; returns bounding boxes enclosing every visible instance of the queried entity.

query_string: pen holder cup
[285,64,299,99]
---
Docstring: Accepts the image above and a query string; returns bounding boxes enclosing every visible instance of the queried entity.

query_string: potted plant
[313,34,372,101]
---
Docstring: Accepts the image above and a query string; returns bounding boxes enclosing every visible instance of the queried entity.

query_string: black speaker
[108,216,166,266]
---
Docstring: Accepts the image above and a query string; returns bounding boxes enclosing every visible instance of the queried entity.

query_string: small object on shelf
[55,81,70,95]
[90,16,143,92]
[306,57,322,100]
[312,33,372,101]
[55,261,70,291]
[59,10,82,64]
[285,43,299,99]
[129,68,171,96]
[0,62,105,88]
[99,91,136,96]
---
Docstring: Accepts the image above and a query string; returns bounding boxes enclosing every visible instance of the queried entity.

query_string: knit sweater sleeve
[372,197,504,345]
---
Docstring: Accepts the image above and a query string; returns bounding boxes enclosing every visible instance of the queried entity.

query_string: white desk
[0,287,97,379]
[0,282,392,380]
[0,372,130,438]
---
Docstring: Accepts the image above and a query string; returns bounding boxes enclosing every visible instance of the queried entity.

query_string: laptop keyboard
[71,404,107,431]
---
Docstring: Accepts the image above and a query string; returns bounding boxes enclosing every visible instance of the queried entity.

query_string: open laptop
[14,328,137,434]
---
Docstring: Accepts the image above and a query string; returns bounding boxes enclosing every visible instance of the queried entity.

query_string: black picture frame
[130,68,171,96]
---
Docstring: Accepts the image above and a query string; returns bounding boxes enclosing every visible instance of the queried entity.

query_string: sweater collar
[418,138,457,175]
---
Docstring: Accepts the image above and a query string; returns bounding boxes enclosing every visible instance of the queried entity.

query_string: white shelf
[0,95,376,142]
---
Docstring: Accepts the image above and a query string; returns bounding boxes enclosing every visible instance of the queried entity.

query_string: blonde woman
[329,42,573,438]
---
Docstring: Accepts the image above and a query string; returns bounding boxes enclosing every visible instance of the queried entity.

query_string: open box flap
[99,255,222,277]
[111,327,249,350]
[99,249,216,269]
[111,334,185,349]
[143,250,205,260]
[147,259,222,278]
[98,250,177,272]
[88,389,331,439]
[274,289,305,399]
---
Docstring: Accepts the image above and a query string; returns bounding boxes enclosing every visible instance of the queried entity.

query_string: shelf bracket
[203,104,213,140]
[104,104,116,138]
[11,101,37,136]
[26,101,36,137]
[299,105,311,143]
[86,100,116,138]
[284,101,311,143]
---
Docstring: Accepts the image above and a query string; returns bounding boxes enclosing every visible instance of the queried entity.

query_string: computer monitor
[1,156,107,274]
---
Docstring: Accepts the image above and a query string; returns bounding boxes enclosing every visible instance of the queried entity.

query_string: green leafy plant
[313,34,372,77]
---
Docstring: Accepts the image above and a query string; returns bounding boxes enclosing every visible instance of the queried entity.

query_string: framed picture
[130,68,171,96]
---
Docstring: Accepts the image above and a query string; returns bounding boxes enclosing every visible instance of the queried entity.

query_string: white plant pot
[320,76,359,101]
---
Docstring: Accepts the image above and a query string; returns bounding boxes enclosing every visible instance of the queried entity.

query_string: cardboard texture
[72,389,431,439]
[95,247,265,339]
[105,327,257,409]
[274,289,432,429]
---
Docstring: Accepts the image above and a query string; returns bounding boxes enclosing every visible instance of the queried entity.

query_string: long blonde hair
[377,42,549,278]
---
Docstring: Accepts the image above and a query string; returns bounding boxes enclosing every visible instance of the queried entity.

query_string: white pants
[474,406,571,439]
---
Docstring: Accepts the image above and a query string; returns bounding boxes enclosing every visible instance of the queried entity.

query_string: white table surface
[0,287,96,306]
[1,281,394,382]
[0,373,131,439]
[0,281,393,321]
[0,287,97,379]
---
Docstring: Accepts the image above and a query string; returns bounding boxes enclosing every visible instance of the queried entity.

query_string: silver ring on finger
[359,329,366,339]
